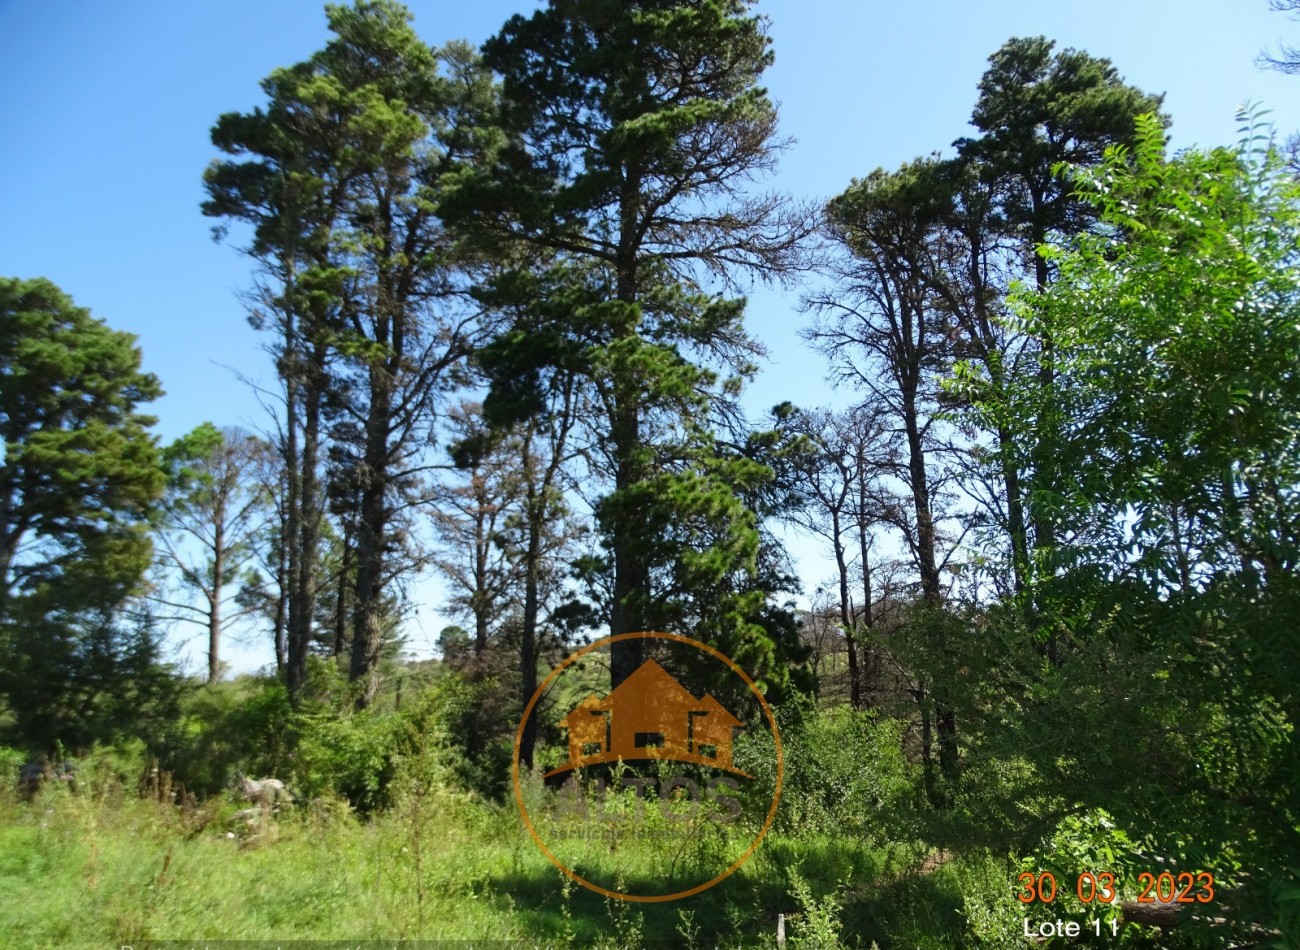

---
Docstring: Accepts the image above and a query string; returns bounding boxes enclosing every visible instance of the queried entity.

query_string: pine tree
[0,277,168,748]
[204,1,499,705]
[453,0,815,687]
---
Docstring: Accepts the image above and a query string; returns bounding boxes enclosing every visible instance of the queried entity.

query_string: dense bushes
[0,612,182,755]
[741,700,913,841]
[147,661,514,813]
[0,746,23,789]
[154,676,296,798]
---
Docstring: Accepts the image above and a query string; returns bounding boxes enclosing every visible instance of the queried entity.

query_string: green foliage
[0,746,24,787]
[295,704,404,814]
[958,111,1300,938]
[1020,112,1300,586]
[405,671,513,799]
[0,277,164,612]
[161,422,223,490]
[787,864,848,949]
[158,677,295,796]
[155,658,513,813]
[958,35,1169,250]
[1,609,182,754]
[755,701,912,842]
[953,853,1038,950]
[461,0,814,692]
[0,277,167,752]
[475,0,781,253]
[290,668,515,812]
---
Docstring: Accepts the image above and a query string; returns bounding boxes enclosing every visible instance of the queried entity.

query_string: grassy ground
[0,773,1020,949]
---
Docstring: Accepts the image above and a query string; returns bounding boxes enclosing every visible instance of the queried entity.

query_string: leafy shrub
[747,700,912,840]
[401,671,513,800]
[294,708,404,814]
[0,745,24,787]
[292,671,502,813]
[787,864,847,949]
[955,853,1035,949]
[75,739,151,798]
[157,676,295,797]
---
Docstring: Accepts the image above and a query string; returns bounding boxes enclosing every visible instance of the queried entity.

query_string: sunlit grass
[0,775,1009,948]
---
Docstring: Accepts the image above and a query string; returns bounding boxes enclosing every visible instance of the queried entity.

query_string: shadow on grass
[480,831,966,947]
[841,868,968,949]
[761,834,968,948]
[484,860,798,945]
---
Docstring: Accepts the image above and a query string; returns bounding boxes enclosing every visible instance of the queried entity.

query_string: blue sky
[2,0,1298,674]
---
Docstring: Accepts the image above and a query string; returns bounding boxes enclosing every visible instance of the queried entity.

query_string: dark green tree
[204,1,500,706]
[456,0,816,688]
[957,36,1168,294]
[0,277,168,749]
[0,277,163,620]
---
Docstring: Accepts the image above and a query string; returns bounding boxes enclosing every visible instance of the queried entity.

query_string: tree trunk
[609,165,647,689]
[856,477,876,702]
[281,291,309,706]
[999,423,1030,596]
[350,360,393,709]
[832,510,861,708]
[903,397,941,602]
[916,686,938,808]
[333,527,352,658]
[519,486,542,769]
[472,480,490,661]
[0,477,17,613]
[902,370,958,804]
[208,517,224,683]
[288,343,324,707]
[273,513,289,675]
[609,388,648,686]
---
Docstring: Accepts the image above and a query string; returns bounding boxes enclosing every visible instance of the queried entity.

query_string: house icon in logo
[545,660,751,779]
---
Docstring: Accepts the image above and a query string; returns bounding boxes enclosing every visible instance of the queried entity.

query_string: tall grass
[1,696,1066,948]
[0,765,1022,947]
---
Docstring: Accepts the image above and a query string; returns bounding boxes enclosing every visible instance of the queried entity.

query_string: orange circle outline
[511,631,784,902]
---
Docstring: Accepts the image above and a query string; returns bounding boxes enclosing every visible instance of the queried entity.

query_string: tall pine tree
[204,1,499,705]
[452,0,815,688]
